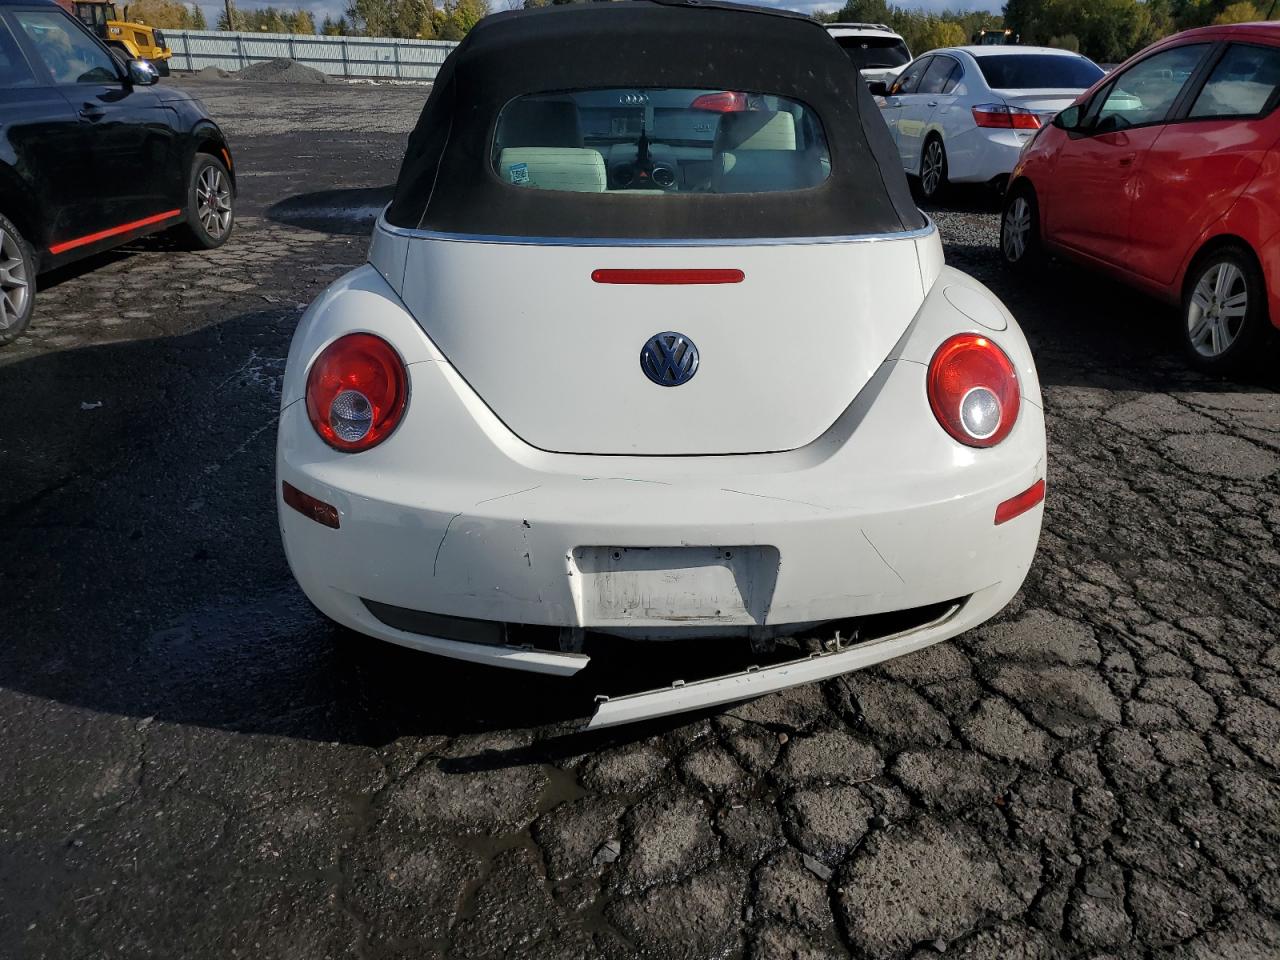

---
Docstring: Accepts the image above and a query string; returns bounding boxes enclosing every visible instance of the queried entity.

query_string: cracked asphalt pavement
[2,78,1279,960]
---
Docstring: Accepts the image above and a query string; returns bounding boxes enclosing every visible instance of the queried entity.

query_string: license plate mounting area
[572,546,779,626]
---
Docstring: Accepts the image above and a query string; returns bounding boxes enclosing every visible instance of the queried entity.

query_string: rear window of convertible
[492,88,831,195]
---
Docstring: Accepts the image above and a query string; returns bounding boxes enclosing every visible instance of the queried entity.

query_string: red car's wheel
[1182,243,1272,374]
[1001,184,1042,272]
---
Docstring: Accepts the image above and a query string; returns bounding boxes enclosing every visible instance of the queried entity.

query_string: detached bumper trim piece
[585,600,964,729]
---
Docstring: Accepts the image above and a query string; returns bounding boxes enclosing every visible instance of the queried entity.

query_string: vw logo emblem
[640,332,699,387]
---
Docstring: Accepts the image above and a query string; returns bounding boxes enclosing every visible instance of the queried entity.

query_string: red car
[1001,23,1280,372]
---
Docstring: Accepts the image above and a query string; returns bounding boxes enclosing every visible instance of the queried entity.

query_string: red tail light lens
[927,334,1020,448]
[972,104,1041,130]
[305,333,408,452]
[690,91,749,112]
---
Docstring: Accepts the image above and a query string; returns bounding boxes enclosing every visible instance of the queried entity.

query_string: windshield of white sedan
[835,36,911,70]
[976,54,1103,89]
[492,89,831,194]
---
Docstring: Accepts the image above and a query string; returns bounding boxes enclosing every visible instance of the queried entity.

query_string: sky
[196,0,994,31]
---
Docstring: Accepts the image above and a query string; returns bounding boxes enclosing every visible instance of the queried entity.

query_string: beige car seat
[711,110,823,193]
[497,147,607,193]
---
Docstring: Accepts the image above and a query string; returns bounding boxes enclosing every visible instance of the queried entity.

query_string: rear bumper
[278,349,1045,645]
[945,127,1034,184]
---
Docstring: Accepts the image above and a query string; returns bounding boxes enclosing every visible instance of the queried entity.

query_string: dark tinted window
[976,54,1104,90]
[0,20,34,87]
[1189,43,1280,118]
[75,4,109,29]
[891,56,931,95]
[920,56,959,95]
[835,35,911,70]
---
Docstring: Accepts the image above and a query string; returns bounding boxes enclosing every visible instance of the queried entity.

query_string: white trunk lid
[398,233,930,456]
[995,89,1082,116]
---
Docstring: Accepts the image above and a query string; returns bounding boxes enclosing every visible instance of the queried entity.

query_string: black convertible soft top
[385,0,926,240]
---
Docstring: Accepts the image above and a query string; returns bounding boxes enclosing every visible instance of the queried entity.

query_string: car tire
[175,153,234,250]
[919,136,948,202]
[0,213,36,346]
[1000,184,1043,272]
[1181,243,1273,375]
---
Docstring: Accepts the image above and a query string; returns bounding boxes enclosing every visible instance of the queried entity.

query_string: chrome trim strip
[375,210,936,248]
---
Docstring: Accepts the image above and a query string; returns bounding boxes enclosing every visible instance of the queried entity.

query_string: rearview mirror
[867,80,888,97]
[1052,105,1080,130]
[126,59,160,86]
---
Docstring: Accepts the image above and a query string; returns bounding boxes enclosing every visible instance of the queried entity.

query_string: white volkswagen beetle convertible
[277,0,1047,728]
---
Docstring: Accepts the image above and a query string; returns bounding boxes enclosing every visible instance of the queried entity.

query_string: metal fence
[165,30,458,81]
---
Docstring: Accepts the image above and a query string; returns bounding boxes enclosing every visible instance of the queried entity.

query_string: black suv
[0,0,235,344]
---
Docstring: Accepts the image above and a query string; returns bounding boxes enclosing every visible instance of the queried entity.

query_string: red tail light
[305,333,408,452]
[690,91,749,112]
[927,334,1020,448]
[972,104,1041,130]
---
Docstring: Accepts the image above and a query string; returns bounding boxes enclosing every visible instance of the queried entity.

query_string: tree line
[116,0,1279,52]
[1005,0,1278,62]
[329,0,488,39]
[120,1,316,32]
[103,0,505,41]
[120,0,206,29]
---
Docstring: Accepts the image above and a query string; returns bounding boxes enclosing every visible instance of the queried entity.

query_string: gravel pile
[237,58,330,84]
[195,65,231,79]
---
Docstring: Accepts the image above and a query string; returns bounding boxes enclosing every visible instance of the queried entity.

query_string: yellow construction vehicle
[57,0,173,75]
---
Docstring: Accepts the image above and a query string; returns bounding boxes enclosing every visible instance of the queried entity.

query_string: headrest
[713,111,797,152]
[496,99,583,148]
[712,151,824,193]
[497,147,607,193]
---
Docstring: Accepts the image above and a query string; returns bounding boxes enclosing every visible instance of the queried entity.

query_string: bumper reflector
[282,481,340,529]
[995,478,1045,525]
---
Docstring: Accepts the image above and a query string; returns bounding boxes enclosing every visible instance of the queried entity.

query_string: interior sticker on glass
[509,162,530,185]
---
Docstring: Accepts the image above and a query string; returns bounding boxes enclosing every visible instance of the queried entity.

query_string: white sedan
[276,3,1047,728]
[879,45,1105,200]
